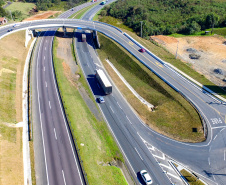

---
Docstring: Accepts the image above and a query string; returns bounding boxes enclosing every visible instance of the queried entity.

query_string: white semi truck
[95,69,112,94]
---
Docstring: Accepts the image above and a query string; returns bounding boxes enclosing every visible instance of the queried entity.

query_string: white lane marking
[213,135,217,141]
[165,172,181,180]
[45,47,46,50]
[117,101,122,109]
[36,35,49,185]
[224,150,226,161]
[62,170,66,185]
[49,101,51,109]
[50,35,84,185]
[208,157,210,165]
[110,106,114,113]
[135,147,143,160]
[44,56,45,60]
[44,67,45,71]
[126,116,132,124]
[159,163,172,170]
[54,128,57,140]
[46,40,47,43]
[153,153,165,160]
[45,81,47,87]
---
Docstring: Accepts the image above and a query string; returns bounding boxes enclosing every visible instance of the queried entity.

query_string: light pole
[140,21,143,38]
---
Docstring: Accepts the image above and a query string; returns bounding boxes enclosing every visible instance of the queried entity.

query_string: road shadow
[86,75,105,96]
[203,85,226,96]
[137,172,146,185]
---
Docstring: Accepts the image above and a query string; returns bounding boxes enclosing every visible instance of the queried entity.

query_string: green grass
[169,27,226,37]
[5,2,36,20]
[97,33,205,142]
[69,3,98,19]
[48,1,68,11]
[52,36,127,185]
[0,57,18,123]
[99,16,134,32]
[180,169,205,185]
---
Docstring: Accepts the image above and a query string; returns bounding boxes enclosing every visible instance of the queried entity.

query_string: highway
[0,3,226,185]
[29,3,103,185]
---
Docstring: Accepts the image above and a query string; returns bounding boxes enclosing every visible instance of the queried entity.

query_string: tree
[205,13,219,34]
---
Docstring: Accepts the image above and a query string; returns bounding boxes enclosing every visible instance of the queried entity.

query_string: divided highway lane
[34,31,85,185]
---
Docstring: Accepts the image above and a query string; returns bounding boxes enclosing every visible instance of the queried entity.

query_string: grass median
[52,35,127,185]
[97,33,205,142]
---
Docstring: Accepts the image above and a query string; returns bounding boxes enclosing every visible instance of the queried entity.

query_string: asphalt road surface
[0,6,226,185]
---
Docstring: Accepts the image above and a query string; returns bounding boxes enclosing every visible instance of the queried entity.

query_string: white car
[98,96,105,104]
[140,170,152,184]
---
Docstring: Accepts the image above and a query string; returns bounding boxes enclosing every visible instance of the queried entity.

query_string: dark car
[139,48,146,53]
[8,29,13,32]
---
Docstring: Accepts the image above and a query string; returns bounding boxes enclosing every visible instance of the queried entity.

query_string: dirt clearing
[151,35,226,89]
[23,11,61,21]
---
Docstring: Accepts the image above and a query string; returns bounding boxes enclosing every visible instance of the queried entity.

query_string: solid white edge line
[50,36,84,185]
[135,147,143,160]
[62,170,67,185]
[37,33,50,185]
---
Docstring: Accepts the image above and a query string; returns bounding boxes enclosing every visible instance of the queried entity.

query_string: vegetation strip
[52,33,127,184]
[97,33,204,142]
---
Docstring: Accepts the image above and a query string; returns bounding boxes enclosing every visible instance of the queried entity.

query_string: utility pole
[175,40,179,59]
[140,21,143,38]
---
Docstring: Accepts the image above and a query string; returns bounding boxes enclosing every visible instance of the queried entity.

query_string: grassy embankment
[180,169,205,185]
[0,31,33,185]
[97,32,205,142]
[52,35,127,184]
[5,2,36,20]
[98,16,226,99]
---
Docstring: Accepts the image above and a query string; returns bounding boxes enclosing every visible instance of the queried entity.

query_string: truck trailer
[95,69,112,94]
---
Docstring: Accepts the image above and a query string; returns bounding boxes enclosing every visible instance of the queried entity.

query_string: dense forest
[101,0,226,36]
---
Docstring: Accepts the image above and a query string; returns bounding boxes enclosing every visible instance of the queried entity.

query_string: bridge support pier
[25,29,34,48]
[92,30,100,49]
[63,26,67,37]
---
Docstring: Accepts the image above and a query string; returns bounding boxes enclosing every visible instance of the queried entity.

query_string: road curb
[23,37,37,185]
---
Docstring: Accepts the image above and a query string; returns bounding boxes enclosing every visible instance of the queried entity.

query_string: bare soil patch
[151,35,226,88]
[56,32,102,121]
[23,11,61,21]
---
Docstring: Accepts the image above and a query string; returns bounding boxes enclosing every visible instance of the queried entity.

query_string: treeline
[101,0,226,36]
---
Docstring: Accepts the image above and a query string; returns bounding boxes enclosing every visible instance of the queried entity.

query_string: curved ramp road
[0,18,226,184]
